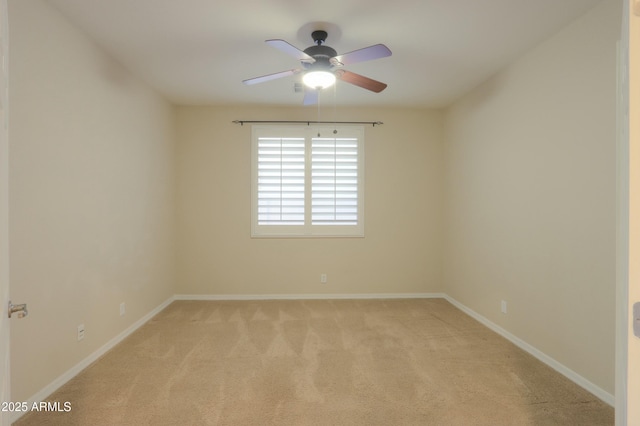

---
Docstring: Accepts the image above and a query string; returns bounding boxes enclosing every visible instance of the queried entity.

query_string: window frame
[251,124,365,238]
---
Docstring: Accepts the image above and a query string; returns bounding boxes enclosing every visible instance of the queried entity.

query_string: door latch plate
[634,302,640,338]
[8,301,28,319]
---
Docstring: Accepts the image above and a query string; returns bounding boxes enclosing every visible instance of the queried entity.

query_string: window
[251,125,364,237]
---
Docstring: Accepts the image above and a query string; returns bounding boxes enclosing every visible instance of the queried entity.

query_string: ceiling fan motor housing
[303,45,337,71]
[302,30,337,71]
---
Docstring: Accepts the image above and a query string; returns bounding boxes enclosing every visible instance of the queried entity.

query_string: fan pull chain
[333,83,338,134]
[317,89,321,137]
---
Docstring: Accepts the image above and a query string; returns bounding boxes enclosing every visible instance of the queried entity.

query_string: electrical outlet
[77,324,85,341]
[320,274,327,284]
[120,302,126,316]
[501,300,507,314]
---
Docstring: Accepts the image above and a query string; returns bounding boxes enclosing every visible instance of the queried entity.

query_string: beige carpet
[14,299,613,425]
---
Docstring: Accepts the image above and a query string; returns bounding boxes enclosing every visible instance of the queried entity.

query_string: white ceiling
[46,0,603,108]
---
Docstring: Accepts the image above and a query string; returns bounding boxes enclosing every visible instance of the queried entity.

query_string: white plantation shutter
[252,125,363,237]
[312,136,359,225]
[257,137,305,225]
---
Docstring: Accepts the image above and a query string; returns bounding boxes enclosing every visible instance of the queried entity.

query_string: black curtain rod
[232,120,383,127]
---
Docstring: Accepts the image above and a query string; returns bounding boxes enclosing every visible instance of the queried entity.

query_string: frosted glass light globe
[303,71,336,89]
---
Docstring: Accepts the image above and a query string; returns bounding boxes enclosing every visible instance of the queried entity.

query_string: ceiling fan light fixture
[244,31,392,103]
[303,70,336,89]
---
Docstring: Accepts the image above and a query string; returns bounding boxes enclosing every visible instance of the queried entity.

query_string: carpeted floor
[14,298,613,425]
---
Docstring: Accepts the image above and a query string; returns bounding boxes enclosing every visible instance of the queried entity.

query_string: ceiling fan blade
[335,70,387,93]
[303,89,318,106]
[242,69,301,85]
[331,44,391,67]
[265,39,315,63]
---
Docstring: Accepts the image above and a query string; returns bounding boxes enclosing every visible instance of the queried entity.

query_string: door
[0,0,9,425]
[628,1,640,424]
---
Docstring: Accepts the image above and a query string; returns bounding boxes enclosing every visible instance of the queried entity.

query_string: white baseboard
[11,295,175,424]
[174,292,446,301]
[442,294,615,407]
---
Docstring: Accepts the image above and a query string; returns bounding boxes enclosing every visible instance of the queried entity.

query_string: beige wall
[443,0,620,395]
[176,105,444,296]
[8,0,176,401]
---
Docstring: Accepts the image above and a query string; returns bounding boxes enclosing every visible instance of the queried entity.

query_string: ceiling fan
[242,30,392,105]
